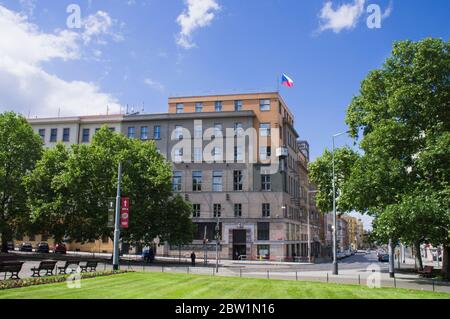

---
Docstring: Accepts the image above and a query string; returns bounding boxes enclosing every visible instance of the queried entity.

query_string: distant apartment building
[26,92,325,261]
[341,215,365,250]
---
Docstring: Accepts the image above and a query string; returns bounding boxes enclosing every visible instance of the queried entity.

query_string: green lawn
[0,272,448,299]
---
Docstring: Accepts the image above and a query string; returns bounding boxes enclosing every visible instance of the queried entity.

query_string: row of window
[173,170,271,192]
[192,203,272,218]
[171,122,269,140]
[39,127,117,143]
[127,125,161,140]
[172,146,271,163]
[175,99,271,114]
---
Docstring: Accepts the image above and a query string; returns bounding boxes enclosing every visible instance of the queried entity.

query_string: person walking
[191,251,196,267]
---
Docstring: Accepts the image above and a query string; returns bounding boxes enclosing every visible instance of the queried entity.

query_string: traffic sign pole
[113,162,122,271]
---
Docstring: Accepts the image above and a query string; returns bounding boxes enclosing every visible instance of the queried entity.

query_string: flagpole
[277,75,280,93]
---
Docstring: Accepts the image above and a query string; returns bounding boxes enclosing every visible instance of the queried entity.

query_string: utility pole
[388,238,395,278]
[215,216,220,273]
[307,190,318,263]
[112,162,122,271]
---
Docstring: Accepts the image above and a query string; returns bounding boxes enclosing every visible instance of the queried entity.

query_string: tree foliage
[0,112,42,252]
[26,127,194,247]
[308,146,360,213]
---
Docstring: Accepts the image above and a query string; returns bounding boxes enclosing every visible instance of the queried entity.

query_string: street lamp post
[332,131,347,275]
[307,190,318,264]
[112,161,122,271]
[215,215,220,273]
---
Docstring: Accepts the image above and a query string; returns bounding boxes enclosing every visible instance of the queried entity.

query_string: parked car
[345,250,352,257]
[7,241,14,251]
[337,252,346,260]
[378,253,389,262]
[20,242,33,252]
[36,242,50,253]
[54,242,67,254]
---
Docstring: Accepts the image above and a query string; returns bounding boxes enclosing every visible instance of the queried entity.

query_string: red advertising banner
[120,197,130,229]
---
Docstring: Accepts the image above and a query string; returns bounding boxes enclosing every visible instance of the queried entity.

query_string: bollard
[267,270,269,279]
[187,267,190,274]
[240,268,242,278]
[296,272,298,281]
[213,267,215,276]
[432,279,435,292]
[394,277,396,288]
[358,274,361,285]
[162,265,164,273]
[327,273,329,283]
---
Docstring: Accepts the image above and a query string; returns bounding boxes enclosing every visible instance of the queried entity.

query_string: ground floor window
[257,245,270,260]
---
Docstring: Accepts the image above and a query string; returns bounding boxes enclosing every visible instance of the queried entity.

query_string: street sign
[107,198,115,228]
[120,197,130,229]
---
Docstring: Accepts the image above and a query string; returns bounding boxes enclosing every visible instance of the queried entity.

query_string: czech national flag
[281,74,294,88]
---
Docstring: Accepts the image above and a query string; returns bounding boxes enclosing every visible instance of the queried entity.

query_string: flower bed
[0,270,134,290]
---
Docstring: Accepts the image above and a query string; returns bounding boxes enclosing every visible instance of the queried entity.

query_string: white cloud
[176,0,220,49]
[0,5,121,117]
[19,0,36,18]
[318,0,365,33]
[382,0,393,19]
[82,11,124,45]
[144,78,165,92]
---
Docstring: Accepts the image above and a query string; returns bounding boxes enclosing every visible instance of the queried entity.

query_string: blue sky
[0,1,449,228]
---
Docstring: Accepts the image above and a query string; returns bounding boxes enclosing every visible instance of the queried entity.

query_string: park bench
[80,261,98,273]
[31,260,58,277]
[0,261,24,280]
[418,265,434,278]
[57,260,80,275]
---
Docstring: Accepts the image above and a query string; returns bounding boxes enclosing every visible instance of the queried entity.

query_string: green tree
[0,112,42,252]
[308,146,360,213]
[27,127,194,248]
[343,38,450,278]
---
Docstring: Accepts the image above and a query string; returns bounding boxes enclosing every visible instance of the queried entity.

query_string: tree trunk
[415,241,423,271]
[442,243,450,281]
[1,231,12,253]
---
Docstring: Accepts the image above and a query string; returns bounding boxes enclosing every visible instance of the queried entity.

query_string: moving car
[378,253,389,262]
[36,242,50,253]
[54,242,67,254]
[7,241,14,251]
[20,242,33,252]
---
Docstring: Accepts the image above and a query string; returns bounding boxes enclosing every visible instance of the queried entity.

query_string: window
[233,170,243,191]
[192,204,201,218]
[257,245,270,259]
[174,148,183,162]
[63,128,70,142]
[213,123,222,137]
[215,101,222,112]
[261,174,271,191]
[213,204,222,218]
[234,204,242,217]
[38,129,45,141]
[192,171,202,192]
[109,127,116,132]
[194,147,202,162]
[234,100,242,111]
[234,146,243,162]
[50,128,57,142]
[102,236,109,244]
[212,171,223,192]
[82,129,90,143]
[175,125,183,140]
[234,122,243,136]
[260,99,271,111]
[127,127,136,139]
[172,171,182,192]
[176,103,184,113]
[260,146,271,161]
[194,124,202,139]
[260,123,271,137]
[213,147,222,162]
[262,203,271,217]
[140,126,149,140]
[195,102,203,113]
[153,125,161,139]
[257,222,270,240]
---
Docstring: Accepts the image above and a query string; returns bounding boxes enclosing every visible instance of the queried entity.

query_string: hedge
[0,270,134,290]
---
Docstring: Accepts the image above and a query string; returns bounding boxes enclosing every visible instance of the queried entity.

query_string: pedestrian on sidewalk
[191,251,196,267]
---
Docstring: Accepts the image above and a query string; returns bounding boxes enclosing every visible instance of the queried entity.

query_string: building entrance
[232,229,247,260]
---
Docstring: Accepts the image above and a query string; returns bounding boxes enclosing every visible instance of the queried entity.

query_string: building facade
[27,92,327,261]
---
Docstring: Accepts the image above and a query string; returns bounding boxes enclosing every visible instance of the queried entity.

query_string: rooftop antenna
[142,101,145,114]
[126,104,129,115]
[58,107,61,118]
